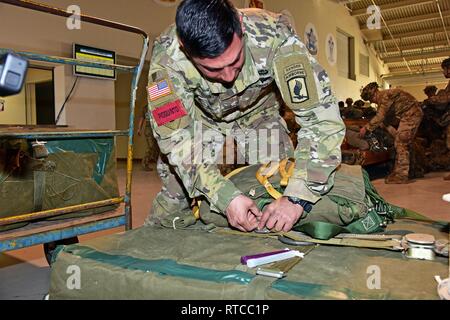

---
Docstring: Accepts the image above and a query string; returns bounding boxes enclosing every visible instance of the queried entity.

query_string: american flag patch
[148,80,172,101]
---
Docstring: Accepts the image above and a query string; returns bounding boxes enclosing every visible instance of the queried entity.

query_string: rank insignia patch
[148,79,172,101]
[152,99,187,127]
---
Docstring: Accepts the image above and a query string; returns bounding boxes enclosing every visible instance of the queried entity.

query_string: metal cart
[0,0,149,261]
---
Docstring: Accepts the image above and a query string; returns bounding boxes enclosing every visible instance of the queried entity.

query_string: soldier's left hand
[258,197,304,233]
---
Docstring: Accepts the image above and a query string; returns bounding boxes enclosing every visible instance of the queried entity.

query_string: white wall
[26,68,52,84]
[0,0,244,139]
[1,0,381,153]
[398,83,448,102]
[264,0,388,102]
[0,68,52,125]
[0,88,26,125]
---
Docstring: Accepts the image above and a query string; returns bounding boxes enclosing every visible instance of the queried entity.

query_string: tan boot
[385,174,410,184]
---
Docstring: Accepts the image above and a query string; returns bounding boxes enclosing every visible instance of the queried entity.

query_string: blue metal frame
[0,130,129,139]
[0,0,150,253]
[0,217,126,252]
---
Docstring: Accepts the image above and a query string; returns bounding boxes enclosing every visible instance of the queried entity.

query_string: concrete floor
[0,161,449,300]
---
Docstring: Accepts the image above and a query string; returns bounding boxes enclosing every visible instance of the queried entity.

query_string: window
[360,53,370,77]
[337,29,356,80]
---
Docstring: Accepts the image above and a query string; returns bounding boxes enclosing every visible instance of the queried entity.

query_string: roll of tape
[404,234,436,261]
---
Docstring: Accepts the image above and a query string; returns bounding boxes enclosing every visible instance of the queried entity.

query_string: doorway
[35,80,55,125]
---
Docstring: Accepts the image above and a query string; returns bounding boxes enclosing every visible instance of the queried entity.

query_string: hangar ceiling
[338,0,450,83]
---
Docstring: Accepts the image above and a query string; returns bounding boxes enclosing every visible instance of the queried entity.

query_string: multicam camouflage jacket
[426,81,450,110]
[147,9,345,214]
[365,89,420,132]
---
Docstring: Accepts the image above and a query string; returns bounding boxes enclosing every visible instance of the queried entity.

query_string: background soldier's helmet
[424,85,438,96]
[441,57,450,69]
[361,82,379,101]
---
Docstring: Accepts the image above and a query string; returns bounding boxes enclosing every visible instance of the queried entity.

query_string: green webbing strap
[293,209,386,240]
[33,171,46,212]
[293,221,350,240]
[62,245,255,285]
[396,208,433,222]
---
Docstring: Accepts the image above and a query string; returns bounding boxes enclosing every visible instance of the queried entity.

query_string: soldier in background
[423,58,450,180]
[145,0,345,232]
[137,104,159,171]
[343,97,363,119]
[360,82,423,184]
[424,85,438,99]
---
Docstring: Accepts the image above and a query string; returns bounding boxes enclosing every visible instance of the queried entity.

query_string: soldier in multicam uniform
[423,58,450,180]
[424,85,438,99]
[360,83,423,184]
[144,0,345,233]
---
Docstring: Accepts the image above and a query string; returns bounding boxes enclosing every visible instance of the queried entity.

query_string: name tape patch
[152,99,187,127]
[148,79,172,101]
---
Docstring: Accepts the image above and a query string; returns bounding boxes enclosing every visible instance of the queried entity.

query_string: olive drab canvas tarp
[0,138,120,231]
[49,219,449,300]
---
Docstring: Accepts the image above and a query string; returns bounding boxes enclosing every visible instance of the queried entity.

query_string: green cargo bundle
[49,219,449,300]
[163,162,425,240]
[0,137,120,231]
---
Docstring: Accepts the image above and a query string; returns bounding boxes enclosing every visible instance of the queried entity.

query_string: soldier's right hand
[226,195,262,232]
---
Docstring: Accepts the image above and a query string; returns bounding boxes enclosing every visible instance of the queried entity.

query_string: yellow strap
[225,166,249,179]
[279,158,295,187]
[256,162,283,200]
[192,201,201,220]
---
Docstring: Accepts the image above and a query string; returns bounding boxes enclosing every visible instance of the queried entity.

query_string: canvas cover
[49,219,449,300]
[0,137,120,231]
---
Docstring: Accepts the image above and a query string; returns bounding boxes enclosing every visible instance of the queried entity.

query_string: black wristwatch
[287,196,313,213]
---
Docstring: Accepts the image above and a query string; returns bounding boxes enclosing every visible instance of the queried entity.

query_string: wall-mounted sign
[326,33,337,66]
[304,23,318,56]
[153,0,179,7]
[245,0,265,9]
[73,44,116,80]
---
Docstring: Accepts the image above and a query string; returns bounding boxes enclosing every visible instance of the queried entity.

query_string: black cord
[55,76,79,125]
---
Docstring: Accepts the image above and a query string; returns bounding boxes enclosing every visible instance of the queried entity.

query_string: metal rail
[0,0,150,251]
[0,198,124,226]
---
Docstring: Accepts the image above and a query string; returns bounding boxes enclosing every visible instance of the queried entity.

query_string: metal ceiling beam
[368,26,449,43]
[436,0,450,46]
[361,11,450,30]
[381,40,450,53]
[351,0,434,17]
[383,49,450,63]
[387,64,443,73]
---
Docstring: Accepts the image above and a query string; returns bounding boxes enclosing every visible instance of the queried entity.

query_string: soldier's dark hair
[176,0,243,58]
[441,57,450,69]
[424,85,438,96]
[354,100,366,108]
[364,82,379,91]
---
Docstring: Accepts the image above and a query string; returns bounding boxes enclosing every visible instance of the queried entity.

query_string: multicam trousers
[392,105,423,179]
